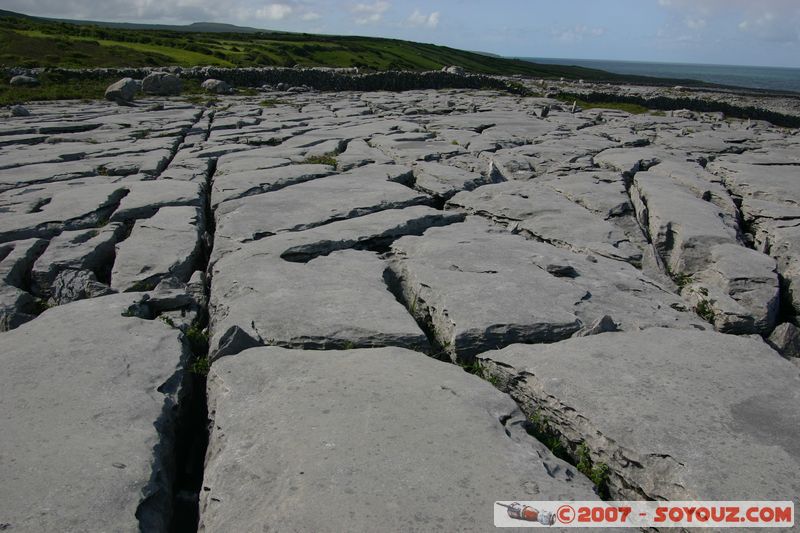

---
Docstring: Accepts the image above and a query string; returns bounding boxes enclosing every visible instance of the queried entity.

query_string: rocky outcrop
[478,329,800,501]
[1,86,799,531]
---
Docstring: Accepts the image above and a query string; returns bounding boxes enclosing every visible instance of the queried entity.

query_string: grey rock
[111,180,203,221]
[9,75,38,86]
[211,164,334,208]
[0,238,48,330]
[683,243,779,334]
[388,218,584,362]
[442,65,465,75]
[49,268,114,304]
[104,77,138,103]
[479,329,800,502]
[201,79,233,94]
[209,206,463,357]
[576,314,619,336]
[630,169,739,273]
[389,217,702,363]
[0,293,190,532]
[111,206,204,291]
[31,223,125,303]
[768,322,800,358]
[141,72,182,96]
[10,105,29,117]
[335,138,393,170]
[199,346,599,531]
[0,184,128,244]
[213,167,430,255]
[412,161,493,202]
[210,249,428,359]
[449,181,642,265]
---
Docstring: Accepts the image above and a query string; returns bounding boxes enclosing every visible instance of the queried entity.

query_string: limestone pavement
[0,88,798,531]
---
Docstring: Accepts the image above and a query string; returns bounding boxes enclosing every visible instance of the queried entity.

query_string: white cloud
[658,0,800,42]
[351,1,390,25]
[552,25,605,44]
[407,8,439,29]
[685,17,706,30]
[301,11,320,21]
[738,11,799,43]
[255,3,293,20]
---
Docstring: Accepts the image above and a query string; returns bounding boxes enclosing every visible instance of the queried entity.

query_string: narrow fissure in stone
[168,326,210,533]
[167,108,216,533]
[382,266,449,359]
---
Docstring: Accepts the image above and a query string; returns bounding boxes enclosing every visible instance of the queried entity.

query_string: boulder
[104,77,138,104]
[141,72,182,96]
[442,65,465,75]
[768,322,800,358]
[10,105,29,117]
[201,79,233,94]
[9,75,38,86]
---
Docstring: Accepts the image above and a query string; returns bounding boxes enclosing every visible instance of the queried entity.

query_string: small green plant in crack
[408,291,419,316]
[576,443,611,497]
[31,298,53,314]
[301,152,338,166]
[259,98,286,107]
[672,272,693,289]
[129,278,159,292]
[695,299,716,323]
[463,359,500,386]
[131,129,150,140]
[189,355,211,376]
[159,315,177,328]
[526,410,569,461]
[185,322,209,355]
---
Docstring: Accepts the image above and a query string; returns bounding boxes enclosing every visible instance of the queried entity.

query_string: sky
[3,0,800,68]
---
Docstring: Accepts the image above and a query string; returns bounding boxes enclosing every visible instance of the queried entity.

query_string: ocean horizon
[520,57,800,94]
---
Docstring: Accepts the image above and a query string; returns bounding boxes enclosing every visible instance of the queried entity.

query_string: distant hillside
[0,9,267,33]
[0,9,717,90]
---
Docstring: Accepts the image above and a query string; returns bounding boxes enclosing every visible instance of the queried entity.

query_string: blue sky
[5,0,800,67]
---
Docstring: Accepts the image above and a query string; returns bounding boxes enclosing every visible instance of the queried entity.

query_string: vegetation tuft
[302,152,338,166]
[462,359,500,386]
[695,299,716,322]
[576,443,611,498]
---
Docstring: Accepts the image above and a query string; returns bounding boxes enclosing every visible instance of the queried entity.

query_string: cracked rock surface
[0,88,799,531]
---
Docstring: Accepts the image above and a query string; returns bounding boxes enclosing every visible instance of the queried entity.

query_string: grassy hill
[0,9,638,80]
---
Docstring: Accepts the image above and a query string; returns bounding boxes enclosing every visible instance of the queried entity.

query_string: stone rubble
[0,87,798,531]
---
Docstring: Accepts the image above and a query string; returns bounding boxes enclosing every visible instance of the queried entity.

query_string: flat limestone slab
[389,217,700,362]
[111,206,203,291]
[213,170,429,247]
[0,293,189,532]
[210,163,334,208]
[199,346,600,532]
[480,329,800,502]
[209,249,428,359]
[449,181,641,265]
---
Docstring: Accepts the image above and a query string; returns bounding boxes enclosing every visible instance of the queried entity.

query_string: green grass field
[0,9,712,106]
[0,10,641,79]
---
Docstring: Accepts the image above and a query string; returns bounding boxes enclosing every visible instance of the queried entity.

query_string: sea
[521,57,800,94]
